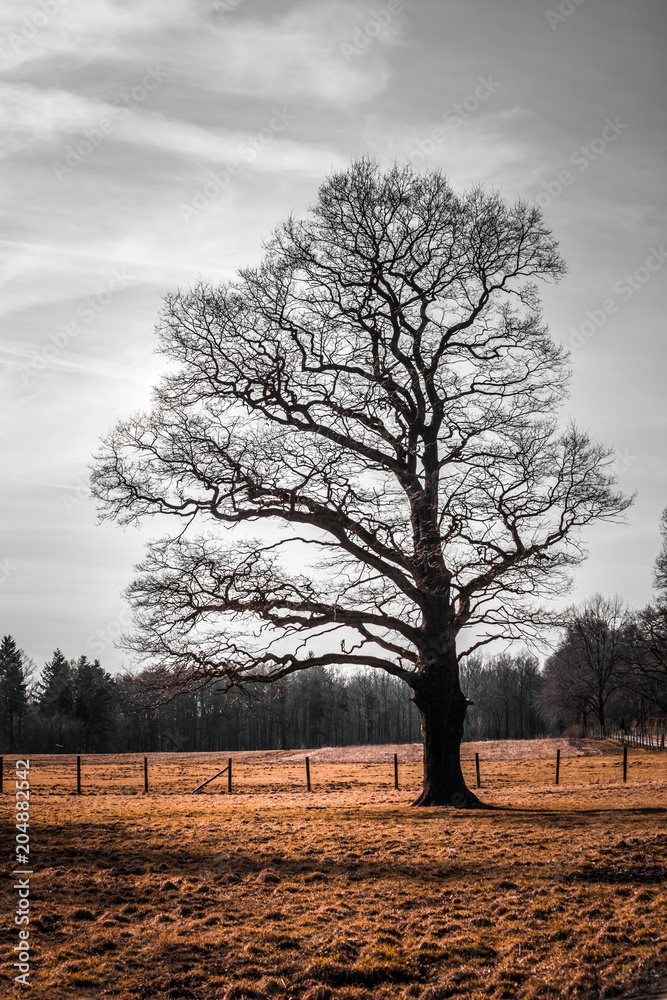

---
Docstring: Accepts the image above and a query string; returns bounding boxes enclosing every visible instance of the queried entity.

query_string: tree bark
[411,665,483,808]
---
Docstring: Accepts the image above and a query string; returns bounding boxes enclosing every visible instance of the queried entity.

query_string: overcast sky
[1,0,665,673]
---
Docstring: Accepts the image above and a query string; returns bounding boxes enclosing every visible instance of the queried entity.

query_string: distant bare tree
[541,594,629,729]
[653,507,667,594]
[622,510,667,714]
[91,159,631,806]
[623,603,667,714]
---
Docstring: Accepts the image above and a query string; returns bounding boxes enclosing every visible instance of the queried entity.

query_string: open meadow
[1,739,666,999]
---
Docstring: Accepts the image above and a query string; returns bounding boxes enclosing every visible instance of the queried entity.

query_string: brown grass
[1,741,666,1000]
[13,738,665,796]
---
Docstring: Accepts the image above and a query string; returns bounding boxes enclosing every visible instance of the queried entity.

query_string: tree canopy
[92,158,632,805]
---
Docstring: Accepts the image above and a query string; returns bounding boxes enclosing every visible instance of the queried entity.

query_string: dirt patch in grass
[0,742,665,999]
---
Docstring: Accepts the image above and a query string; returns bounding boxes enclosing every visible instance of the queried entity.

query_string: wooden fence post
[555,748,560,786]
[475,753,481,789]
[143,757,148,794]
[623,745,627,782]
[305,756,311,792]
[192,762,231,794]
[228,758,232,794]
[76,755,81,795]
[393,753,399,790]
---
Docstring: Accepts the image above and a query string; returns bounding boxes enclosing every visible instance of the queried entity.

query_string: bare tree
[91,159,631,806]
[623,603,667,714]
[653,507,667,594]
[541,594,629,729]
[622,510,667,714]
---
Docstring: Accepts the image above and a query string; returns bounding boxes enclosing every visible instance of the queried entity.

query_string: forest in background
[1,506,665,756]
[1,584,665,754]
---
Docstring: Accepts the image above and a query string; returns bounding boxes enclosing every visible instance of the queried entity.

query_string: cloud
[198,2,393,104]
[1,0,393,105]
[1,80,341,174]
[0,81,102,156]
[0,0,201,71]
[361,105,535,189]
[0,338,144,381]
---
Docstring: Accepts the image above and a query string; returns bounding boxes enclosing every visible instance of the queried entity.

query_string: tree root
[411,788,496,809]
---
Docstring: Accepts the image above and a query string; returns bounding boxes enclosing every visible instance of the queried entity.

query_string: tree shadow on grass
[483,805,667,817]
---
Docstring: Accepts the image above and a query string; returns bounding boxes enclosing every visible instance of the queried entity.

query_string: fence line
[0,744,664,796]
[584,723,666,751]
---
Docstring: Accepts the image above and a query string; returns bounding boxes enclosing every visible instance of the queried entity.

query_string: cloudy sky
[1,0,665,673]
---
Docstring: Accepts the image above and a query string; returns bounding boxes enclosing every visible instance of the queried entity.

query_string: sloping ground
[278,737,620,764]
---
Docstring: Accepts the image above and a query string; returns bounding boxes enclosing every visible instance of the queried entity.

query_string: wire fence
[584,723,666,751]
[2,744,666,797]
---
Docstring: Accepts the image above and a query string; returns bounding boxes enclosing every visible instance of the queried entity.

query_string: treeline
[1,594,665,753]
[540,594,667,731]
[461,652,546,741]
[0,646,423,753]
[462,591,665,739]
[1,639,553,753]
[535,514,667,733]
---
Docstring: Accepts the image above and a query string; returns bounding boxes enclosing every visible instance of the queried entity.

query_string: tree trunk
[411,668,483,808]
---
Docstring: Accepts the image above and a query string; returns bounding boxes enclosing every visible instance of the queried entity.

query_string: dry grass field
[1,740,666,1000]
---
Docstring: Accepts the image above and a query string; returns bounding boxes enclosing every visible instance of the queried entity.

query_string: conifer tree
[0,635,28,750]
